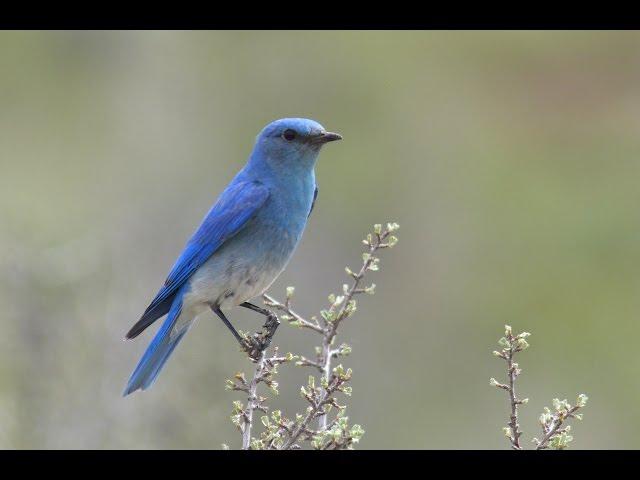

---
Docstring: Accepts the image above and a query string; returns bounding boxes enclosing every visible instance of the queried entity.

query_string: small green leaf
[576,394,589,407]
[386,222,399,233]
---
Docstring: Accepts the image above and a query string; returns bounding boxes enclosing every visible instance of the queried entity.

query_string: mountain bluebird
[123,118,342,396]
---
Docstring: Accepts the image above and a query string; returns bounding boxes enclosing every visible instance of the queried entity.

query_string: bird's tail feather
[123,293,189,396]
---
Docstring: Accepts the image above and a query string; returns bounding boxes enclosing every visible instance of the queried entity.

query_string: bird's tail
[123,292,189,396]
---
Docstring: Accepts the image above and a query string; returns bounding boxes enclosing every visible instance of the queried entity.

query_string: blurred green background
[1,31,640,449]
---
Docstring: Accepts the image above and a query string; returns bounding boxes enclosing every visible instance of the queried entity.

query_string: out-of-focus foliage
[1,31,639,448]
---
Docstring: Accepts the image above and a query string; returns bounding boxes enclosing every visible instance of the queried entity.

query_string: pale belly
[176,221,299,331]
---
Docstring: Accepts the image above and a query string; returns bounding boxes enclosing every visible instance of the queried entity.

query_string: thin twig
[491,327,588,450]
[535,406,580,450]
[316,228,392,429]
[242,351,266,449]
[262,294,324,334]
[505,345,523,449]
[490,326,528,450]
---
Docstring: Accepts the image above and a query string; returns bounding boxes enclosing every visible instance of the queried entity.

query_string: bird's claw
[241,312,280,362]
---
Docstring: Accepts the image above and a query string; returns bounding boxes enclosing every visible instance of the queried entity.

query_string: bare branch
[226,223,399,449]
[490,326,589,450]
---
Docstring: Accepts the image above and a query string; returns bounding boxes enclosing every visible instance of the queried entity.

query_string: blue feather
[123,287,188,396]
[124,180,270,339]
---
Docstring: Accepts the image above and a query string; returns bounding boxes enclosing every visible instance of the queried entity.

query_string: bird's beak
[312,131,343,144]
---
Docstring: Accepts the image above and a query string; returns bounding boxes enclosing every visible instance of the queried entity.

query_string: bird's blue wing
[125,180,270,339]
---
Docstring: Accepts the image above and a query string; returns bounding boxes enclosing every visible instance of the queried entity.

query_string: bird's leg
[240,301,277,320]
[240,302,280,358]
[210,305,245,346]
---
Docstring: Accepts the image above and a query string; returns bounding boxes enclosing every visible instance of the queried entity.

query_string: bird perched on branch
[123,118,342,396]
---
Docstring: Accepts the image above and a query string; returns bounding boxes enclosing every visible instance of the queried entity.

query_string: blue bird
[123,118,342,396]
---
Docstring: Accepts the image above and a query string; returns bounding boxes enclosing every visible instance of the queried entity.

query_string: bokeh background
[1,31,640,449]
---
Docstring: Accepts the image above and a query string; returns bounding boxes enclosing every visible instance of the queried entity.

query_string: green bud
[344,299,357,316]
[321,309,335,323]
[549,431,573,450]
[553,398,570,413]
[576,394,589,407]
[387,235,399,247]
[539,408,553,425]
[250,438,264,450]
[350,424,365,441]
[311,434,322,449]
[268,381,279,395]
[498,337,510,348]
[374,224,382,235]
[386,222,399,233]
[339,343,352,356]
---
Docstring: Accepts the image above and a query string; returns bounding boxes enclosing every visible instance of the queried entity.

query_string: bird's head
[251,118,342,172]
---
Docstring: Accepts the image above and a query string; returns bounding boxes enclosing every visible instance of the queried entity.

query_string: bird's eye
[282,129,297,141]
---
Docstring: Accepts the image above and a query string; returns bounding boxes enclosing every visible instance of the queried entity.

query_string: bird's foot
[241,311,280,362]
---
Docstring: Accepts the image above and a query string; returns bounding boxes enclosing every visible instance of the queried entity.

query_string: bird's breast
[185,176,315,312]
[186,218,301,311]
